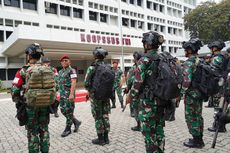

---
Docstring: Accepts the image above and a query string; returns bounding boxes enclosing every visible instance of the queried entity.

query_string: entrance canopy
[2,25,143,60]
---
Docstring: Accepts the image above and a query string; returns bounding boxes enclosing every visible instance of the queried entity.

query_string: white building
[0,0,196,87]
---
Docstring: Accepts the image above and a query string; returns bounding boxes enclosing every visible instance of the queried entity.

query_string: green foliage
[184,0,230,44]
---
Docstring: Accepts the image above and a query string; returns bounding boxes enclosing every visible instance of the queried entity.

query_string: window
[88,2,93,8]
[0,69,6,80]
[173,28,177,35]
[67,27,73,31]
[46,24,52,28]
[60,5,70,16]
[89,11,97,21]
[54,25,59,29]
[100,13,107,23]
[45,2,57,14]
[78,0,83,6]
[73,8,83,18]
[61,26,66,30]
[6,31,12,39]
[0,18,3,25]
[129,0,134,4]
[159,5,164,12]
[4,0,20,8]
[122,18,129,27]
[122,0,126,2]
[73,0,77,4]
[138,21,143,29]
[147,1,151,9]
[0,30,4,42]
[23,0,37,10]
[153,3,157,10]
[8,69,18,80]
[66,0,71,3]
[32,22,39,26]
[130,19,136,28]
[24,21,31,25]
[147,23,152,30]
[14,20,21,27]
[160,26,165,33]
[168,27,171,34]
[5,19,13,27]
[137,0,142,6]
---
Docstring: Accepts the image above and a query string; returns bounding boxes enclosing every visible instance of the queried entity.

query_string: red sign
[80,34,131,46]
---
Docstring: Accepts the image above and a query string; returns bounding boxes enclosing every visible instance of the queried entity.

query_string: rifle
[211,97,225,148]
[121,88,128,112]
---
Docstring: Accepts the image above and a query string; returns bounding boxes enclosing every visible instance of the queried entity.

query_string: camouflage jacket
[126,64,136,90]
[58,66,77,96]
[130,49,158,100]
[181,55,202,98]
[11,65,30,102]
[84,60,104,92]
[210,52,225,70]
[112,67,123,88]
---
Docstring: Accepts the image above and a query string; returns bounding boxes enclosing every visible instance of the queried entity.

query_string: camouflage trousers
[60,97,75,127]
[26,107,50,153]
[131,99,140,122]
[184,95,204,137]
[90,97,111,134]
[139,98,165,153]
[112,86,123,105]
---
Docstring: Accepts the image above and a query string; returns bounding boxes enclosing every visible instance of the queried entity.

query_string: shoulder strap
[192,57,200,73]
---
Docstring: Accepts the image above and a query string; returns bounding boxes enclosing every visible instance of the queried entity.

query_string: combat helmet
[208,40,225,50]
[142,31,164,47]
[182,38,203,53]
[93,47,108,59]
[133,51,144,61]
[25,43,44,59]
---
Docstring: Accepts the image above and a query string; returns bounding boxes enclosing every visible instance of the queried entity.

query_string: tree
[184,0,230,44]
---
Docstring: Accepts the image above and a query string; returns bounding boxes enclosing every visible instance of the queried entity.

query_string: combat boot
[183,137,205,148]
[104,131,110,144]
[54,112,59,118]
[61,125,71,137]
[111,100,116,108]
[92,134,105,145]
[73,118,81,133]
[131,121,141,131]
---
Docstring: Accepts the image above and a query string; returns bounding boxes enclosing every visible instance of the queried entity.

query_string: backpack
[191,58,223,98]
[91,63,115,100]
[25,64,56,107]
[143,52,183,102]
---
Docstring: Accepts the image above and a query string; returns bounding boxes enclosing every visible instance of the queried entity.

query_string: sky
[198,0,222,4]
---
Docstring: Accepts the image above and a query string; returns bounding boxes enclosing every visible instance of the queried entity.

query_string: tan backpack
[25,64,56,107]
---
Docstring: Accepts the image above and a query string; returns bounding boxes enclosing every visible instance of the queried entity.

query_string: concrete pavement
[0,94,229,153]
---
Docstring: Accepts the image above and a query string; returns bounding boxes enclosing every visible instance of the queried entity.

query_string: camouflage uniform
[210,53,226,107]
[84,60,111,134]
[58,66,77,127]
[112,68,123,106]
[11,64,51,153]
[181,55,204,139]
[130,49,165,153]
[127,65,140,122]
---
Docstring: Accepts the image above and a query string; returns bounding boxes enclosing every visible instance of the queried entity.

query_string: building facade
[0,0,196,86]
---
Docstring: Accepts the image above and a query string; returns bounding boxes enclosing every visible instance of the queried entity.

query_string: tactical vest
[25,64,56,107]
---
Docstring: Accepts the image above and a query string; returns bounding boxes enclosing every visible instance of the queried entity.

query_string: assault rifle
[211,98,225,148]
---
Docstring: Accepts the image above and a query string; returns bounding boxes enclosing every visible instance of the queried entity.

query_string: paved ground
[0,94,229,153]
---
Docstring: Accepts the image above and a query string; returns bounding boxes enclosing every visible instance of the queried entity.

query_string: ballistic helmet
[227,47,230,53]
[25,43,43,59]
[133,51,144,61]
[182,38,203,53]
[93,47,108,59]
[208,40,225,50]
[142,31,164,47]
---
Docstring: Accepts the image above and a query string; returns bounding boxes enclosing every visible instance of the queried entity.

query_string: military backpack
[143,52,183,103]
[91,63,115,100]
[25,64,56,107]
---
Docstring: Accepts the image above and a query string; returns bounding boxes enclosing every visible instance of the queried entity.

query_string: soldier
[207,40,227,132]
[125,31,165,153]
[111,60,124,108]
[11,43,53,153]
[181,38,205,148]
[59,55,81,137]
[124,51,143,131]
[42,57,59,117]
[84,47,113,145]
